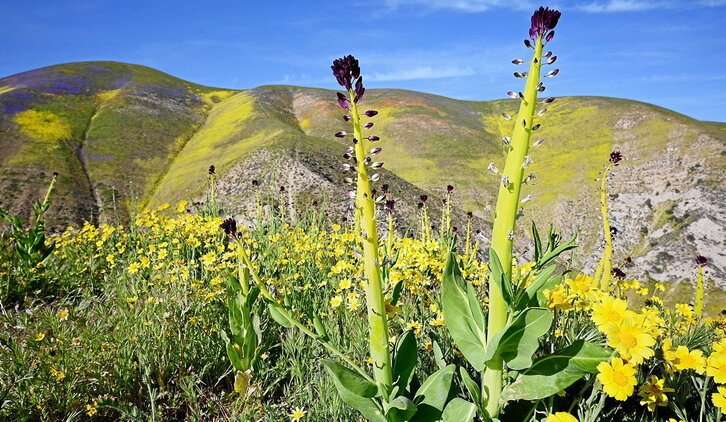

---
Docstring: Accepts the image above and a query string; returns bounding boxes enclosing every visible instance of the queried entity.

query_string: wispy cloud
[577,0,670,12]
[368,66,477,81]
[383,0,533,12]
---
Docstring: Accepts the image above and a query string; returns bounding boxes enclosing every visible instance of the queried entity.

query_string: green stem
[595,166,612,290]
[484,35,543,418]
[695,265,704,317]
[350,93,393,388]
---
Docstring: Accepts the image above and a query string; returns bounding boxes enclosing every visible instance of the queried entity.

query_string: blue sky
[2,0,725,121]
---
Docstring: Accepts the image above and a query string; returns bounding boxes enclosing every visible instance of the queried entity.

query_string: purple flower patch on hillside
[0,89,36,114]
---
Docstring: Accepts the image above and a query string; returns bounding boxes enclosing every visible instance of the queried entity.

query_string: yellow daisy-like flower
[290,406,306,421]
[545,412,578,422]
[329,295,343,308]
[566,274,595,299]
[56,309,69,321]
[712,386,726,412]
[665,345,706,374]
[597,357,638,401]
[707,349,726,383]
[637,376,674,412]
[35,333,45,342]
[543,284,572,311]
[591,296,629,329]
[603,313,655,364]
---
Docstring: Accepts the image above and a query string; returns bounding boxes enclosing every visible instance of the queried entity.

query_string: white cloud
[577,0,669,12]
[368,66,477,81]
[383,0,533,12]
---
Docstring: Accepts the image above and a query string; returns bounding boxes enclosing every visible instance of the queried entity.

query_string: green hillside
[0,61,723,288]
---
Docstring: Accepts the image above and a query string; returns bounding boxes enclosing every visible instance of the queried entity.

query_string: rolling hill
[0,61,724,294]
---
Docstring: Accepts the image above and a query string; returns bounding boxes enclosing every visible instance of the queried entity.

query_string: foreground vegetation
[1,5,724,422]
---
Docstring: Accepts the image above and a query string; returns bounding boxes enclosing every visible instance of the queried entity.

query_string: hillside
[1,61,724,290]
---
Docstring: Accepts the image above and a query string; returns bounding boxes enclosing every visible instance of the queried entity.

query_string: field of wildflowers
[1,5,725,422]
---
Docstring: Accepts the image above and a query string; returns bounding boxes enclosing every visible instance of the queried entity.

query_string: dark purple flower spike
[530,6,561,41]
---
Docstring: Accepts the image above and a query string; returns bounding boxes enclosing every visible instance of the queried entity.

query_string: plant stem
[350,93,393,388]
[595,166,613,290]
[695,265,705,317]
[484,35,544,417]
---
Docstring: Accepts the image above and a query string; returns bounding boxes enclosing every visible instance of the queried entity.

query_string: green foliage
[501,340,611,402]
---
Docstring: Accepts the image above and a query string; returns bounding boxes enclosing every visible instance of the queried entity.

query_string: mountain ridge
[1,61,724,293]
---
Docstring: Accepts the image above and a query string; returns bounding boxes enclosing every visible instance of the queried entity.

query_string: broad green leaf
[432,340,446,370]
[392,330,418,391]
[441,249,487,371]
[488,248,513,307]
[531,221,542,263]
[501,340,612,401]
[459,367,481,407]
[322,359,385,422]
[410,364,456,422]
[517,265,556,310]
[385,396,417,422]
[442,398,477,422]
[267,303,293,328]
[483,308,552,370]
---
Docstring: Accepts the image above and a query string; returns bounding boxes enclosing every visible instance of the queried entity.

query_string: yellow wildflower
[177,200,188,213]
[330,295,343,308]
[545,412,578,422]
[603,312,655,364]
[35,333,45,342]
[543,284,572,311]
[637,376,673,412]
[712,386,726,412]
[597,357,637,401]
[86,403,97,416]
[290,407,306,421]
[56,309,69,321]
[591,296,629,329]
[665,346,706,373]
[707,349,726,383]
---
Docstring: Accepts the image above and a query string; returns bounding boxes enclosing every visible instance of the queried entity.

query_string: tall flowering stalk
[332,55,392,387]
[593,151,623,290]
[694,255,707,317]
[484,6,560,416]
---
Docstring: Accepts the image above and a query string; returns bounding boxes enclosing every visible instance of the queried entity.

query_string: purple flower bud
[546,31,555,43]
[611,267,626,279]
[512,59,524,65]
[447,185,454,193]
[502,112,512,120]
[518,92,525,99]
[547,56,557,65]
[381,184,389,193]
[514,72,525,78]
[385,200,395,212]
[364,122,374,129]
[370,147,382,155]
[343,177,354,184]
[347,191,356,199]
[279,186,286,193]
[343,115,351,121]
[544,51,553,58]
[543,97,556,103]
[531,123,541,131]
[252,180,259,186]
[337,92,349,109]
[533,138,545,147]
[609,151,623,165]
[208,165,216,175]
[339,163,353,171]
[420,194,428,203]
[220,218,237,236]
[530,7,561,40]
[354,77,365,103]
[537,108,547,116]
[370,162,384,169]
[370,173,381,182]
[524,39,533,48]
[695,255,708,267]
[342,153,352,160]
[507,91,518,98]
[367,135,380,142]
[546,69,560,77]
[365,110,378,117]
[335,131,347,138]
[331,55,360,90]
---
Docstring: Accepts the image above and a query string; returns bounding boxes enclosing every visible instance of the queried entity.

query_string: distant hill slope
[1,61,724,289]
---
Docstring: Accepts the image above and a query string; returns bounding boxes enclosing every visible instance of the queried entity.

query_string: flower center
[620,332,638,349]
[612,371,629,386]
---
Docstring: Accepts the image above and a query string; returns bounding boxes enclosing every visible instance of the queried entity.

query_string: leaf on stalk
[482,307,552,370]
[501,340,612,401]
[322,359,385,422]
[442,248,487,371]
